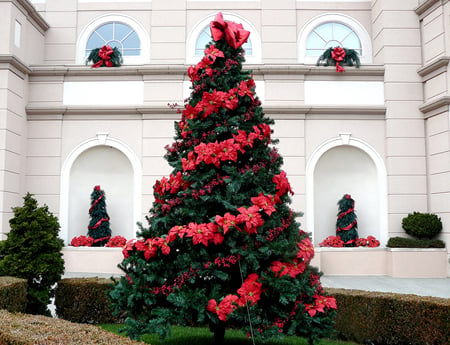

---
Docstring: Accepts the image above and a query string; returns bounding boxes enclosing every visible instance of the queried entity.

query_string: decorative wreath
[86,45,123,68]
[316,47,360,72]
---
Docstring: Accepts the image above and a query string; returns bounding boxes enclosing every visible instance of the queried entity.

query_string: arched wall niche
[305,134,388,246]
[60,133,142,245]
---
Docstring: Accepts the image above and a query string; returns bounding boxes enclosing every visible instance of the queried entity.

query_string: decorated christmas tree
[110,13,336,344]
[335,194,359,246]
[87,185,111,246]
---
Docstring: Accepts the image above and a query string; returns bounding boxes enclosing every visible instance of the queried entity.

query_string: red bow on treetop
[210,12,250,49]
[331,47,346,73]
[93,45,114,68]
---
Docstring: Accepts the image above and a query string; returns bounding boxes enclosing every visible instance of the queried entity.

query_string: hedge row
[0,276,27,313]
[55,277,122,324]
[326,288,450,345]
[0,309,146,345]
[386,236,445,248]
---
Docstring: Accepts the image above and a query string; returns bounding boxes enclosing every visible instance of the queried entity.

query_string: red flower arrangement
[70,235,94,247]
[105,235,128,247]
[320,235,380,248]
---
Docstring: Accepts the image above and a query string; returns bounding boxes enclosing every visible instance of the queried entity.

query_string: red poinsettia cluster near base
[70,235,127,247]
[319,235,380,248]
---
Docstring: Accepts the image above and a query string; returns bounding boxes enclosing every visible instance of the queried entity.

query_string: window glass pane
[333,23,351,41]
[86,21,141,58]
[306,31,326,50]
[95,23,113,41]
[86,34,106,50]
[314,23,332,41]
[122,31,140,48]
[341,31,361,51]
[114,22,132,41]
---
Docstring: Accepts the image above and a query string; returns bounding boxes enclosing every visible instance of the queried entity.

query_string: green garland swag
[86,45,123,68]
[316,47,360,70]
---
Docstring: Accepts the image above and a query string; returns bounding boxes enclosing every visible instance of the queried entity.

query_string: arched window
[298,14,372,65]
[86,22,141,57]
[76,14,150,64]
[187,13,261,64]
[306,22,361,56]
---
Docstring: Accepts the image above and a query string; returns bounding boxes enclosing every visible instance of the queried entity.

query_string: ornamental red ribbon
[337,220,357,231]
[331,47,346,73]
[210,12,250,49]
[88,217,110,230]
[92,45,114,68]
[93,235,111,243]
[337,207,354,219]
[89,192,104,214]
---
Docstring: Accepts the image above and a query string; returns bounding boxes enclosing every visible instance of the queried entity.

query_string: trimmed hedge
[387,236,445,248]
[0,276,27,313]
[326,288,450,345]
[0,309,146,345]
[55,277,122,324]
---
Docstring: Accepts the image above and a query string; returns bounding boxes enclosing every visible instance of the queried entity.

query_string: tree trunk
[212,322,226,345]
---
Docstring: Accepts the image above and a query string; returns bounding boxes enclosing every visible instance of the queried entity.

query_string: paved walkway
[321,275,450,299]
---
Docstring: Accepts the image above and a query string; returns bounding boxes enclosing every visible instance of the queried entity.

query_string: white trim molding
[59,133,142,245]
[305,134,388,245]
[186,12,261,65]
[298,13,373,65]
[76,13,150,65]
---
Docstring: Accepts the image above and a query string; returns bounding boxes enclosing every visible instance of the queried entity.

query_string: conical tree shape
[110,13,336,344]
[87,185,111,246]
[336,194,359,246]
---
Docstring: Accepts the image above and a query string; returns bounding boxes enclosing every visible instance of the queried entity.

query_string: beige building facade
[0,0,449,268]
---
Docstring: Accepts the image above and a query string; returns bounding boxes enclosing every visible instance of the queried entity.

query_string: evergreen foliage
[110,13,336,345]
[0,193,64,315]
[86,45,123,68]
[87,186,112,247]
[401,212,442,239]
[316,47,360,68]
[335,194,359,247]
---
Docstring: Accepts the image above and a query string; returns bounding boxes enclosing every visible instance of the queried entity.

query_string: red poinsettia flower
[204,45,225,63]
[238,80,254,101]
[270,261,289,277]
[296,238,315,263]
[237,273,263,306]
[273,171,294,198]
[236,205,263,234]
[215,212,239,234]
[251,192,276,216]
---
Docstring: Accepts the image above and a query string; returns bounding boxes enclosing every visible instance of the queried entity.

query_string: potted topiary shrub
[387,212,447,278]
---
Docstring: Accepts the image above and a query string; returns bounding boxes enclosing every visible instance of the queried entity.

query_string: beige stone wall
[0,0,447,266]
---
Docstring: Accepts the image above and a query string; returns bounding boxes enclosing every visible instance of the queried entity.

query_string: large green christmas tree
[110,13,336,344]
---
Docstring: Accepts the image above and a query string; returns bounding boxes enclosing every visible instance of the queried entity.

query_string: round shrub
[402,212,442,239]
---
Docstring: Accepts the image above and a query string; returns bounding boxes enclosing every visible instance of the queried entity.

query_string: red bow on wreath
[331,47,346,73]
[92,45,114,68]
[210,12,250,49]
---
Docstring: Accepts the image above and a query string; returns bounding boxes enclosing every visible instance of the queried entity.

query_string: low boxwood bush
[0,309,146,345]
[0,276,27,312]
[55,277,122,324]
[386,236,445,248]
[402,212,442,239]
[326,288,450,345]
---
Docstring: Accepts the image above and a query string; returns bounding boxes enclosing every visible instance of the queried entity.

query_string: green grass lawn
[99,324,359,345]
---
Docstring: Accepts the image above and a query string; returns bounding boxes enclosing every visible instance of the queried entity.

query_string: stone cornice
[7,0,50,33]
[419,95,450,115]
[28,64,385,79]
[415,0,448,17]
[26,104,386,120]
[0,54,31,77]
[417,56,450,80]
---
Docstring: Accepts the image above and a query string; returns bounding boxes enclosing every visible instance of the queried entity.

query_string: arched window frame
[186,13,261,64]
[298,13,372,65]
[76,14,150,65]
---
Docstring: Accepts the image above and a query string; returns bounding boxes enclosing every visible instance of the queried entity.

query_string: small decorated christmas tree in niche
[336,194,359,246]
[110,13,336,344]
[87,185,111,246]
